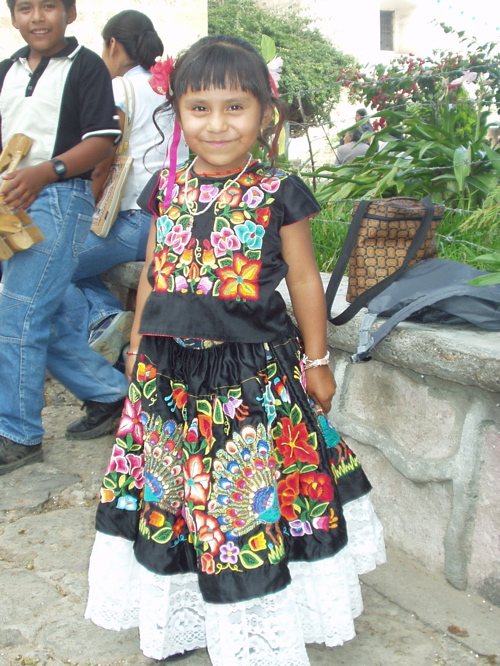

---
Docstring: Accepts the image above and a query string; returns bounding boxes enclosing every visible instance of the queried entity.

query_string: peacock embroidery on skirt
[211,423,283,545]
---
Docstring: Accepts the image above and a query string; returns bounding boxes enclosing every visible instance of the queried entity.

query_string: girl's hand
[125,353,137,383]
[305,366,337,415]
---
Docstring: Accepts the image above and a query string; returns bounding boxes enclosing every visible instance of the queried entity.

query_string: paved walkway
[0,378,499,665]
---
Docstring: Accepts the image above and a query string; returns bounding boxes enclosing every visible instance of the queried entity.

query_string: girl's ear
[261,103,274,130]
[108,37,118,57]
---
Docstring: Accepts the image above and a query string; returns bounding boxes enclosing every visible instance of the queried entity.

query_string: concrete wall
[282,275,500,606]
[0,0,207,61]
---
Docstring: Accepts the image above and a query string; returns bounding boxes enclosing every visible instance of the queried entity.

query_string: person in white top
[54,11,188,441]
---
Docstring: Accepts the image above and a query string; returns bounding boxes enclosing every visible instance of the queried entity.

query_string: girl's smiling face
[177,86,272,175]
[11,0,76,63]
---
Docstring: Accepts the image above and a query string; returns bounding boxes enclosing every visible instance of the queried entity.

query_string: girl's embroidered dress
[85,162,386,665]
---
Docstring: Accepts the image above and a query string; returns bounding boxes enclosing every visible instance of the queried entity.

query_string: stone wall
[284,275,500,606]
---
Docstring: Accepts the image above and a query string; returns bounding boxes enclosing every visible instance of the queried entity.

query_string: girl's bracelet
[125,350,138,356]
[302,351,330,370]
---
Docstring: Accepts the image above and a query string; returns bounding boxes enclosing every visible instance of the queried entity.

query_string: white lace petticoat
[85,494,386,665]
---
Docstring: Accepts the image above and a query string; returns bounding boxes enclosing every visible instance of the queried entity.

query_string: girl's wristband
[302,351,330,370]
[126,350,138,356]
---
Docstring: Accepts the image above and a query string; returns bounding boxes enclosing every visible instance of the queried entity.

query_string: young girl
[85,35,385,664]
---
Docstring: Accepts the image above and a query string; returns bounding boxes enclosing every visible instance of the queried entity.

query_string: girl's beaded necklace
[184,153,253,217]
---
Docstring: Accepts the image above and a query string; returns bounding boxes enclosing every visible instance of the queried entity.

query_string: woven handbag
[91,77,135,238]
[326,196,444,325]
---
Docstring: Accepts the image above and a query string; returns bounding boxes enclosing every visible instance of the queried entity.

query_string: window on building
[380,10,394,51]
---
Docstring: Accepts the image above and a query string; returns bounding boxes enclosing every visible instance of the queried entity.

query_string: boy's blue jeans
[0,180,128,446]
[71,208,151,328]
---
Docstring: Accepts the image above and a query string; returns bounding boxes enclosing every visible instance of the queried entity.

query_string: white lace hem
[85,495,385,663]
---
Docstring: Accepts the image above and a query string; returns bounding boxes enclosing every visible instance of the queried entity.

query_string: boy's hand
[304,366,337,415]
[1,162,55,211]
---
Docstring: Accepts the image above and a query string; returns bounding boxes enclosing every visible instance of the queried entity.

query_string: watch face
[51,159,66,177]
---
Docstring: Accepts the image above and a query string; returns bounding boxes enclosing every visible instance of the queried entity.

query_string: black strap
[326,196,435,325]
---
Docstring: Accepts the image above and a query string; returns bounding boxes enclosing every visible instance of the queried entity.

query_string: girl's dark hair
[7,0,75,10]
[102,10,163,71]
[156,35,287,164]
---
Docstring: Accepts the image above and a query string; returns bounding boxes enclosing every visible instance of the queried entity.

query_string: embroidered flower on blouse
[235,221,265,250]
[211,227,241,258]
[242,186,264,208]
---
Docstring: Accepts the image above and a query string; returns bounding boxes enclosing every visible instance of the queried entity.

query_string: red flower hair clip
[149,56,176,98]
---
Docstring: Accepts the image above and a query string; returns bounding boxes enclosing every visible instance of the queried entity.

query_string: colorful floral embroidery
[152,166,288,302]
[98,342,349,580]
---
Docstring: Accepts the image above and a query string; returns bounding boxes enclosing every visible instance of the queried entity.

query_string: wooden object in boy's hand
[0,133,46,260]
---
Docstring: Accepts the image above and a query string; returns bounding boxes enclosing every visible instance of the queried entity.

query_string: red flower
[277,471,300,521]
[172,386,188,409]
[149,57,175,97]
[194,510,225,555]
[173,517,186,537]
[299,472,334,502]
[255,206,271,227]
[198,414,215,449]
[200,552,215,574]
[275,418,319,468]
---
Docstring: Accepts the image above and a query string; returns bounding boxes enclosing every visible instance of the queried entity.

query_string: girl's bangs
[176,48,266,97]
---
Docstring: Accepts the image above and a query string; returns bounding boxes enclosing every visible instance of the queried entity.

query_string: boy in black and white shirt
[0,0,129,475]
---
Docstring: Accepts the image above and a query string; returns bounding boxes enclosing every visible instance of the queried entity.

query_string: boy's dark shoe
[0,436,43,476]
[65,399,124,440]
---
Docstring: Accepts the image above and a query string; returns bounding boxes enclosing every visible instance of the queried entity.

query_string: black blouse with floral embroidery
[138,162,321,343]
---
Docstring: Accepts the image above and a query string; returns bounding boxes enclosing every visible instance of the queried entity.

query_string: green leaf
[473,252,500,263]
[213,397,224,424]
[468,273,500,286]
[197,399,212,417]
[309,501,329,518]
[152,526,174,544]
[482,144,500,178]
[143,379,157,400]
[239,547,264,569]
[129,382,141,404]
[453,144,471,191]
[260,35,276,63]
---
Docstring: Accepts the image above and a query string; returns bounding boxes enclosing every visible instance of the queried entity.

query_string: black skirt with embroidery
[95,319,371,604]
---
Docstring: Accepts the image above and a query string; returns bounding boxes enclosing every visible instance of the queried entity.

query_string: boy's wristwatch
[49,158,67,180]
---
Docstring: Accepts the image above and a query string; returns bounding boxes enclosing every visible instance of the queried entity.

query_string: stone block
[469,427,500,605]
